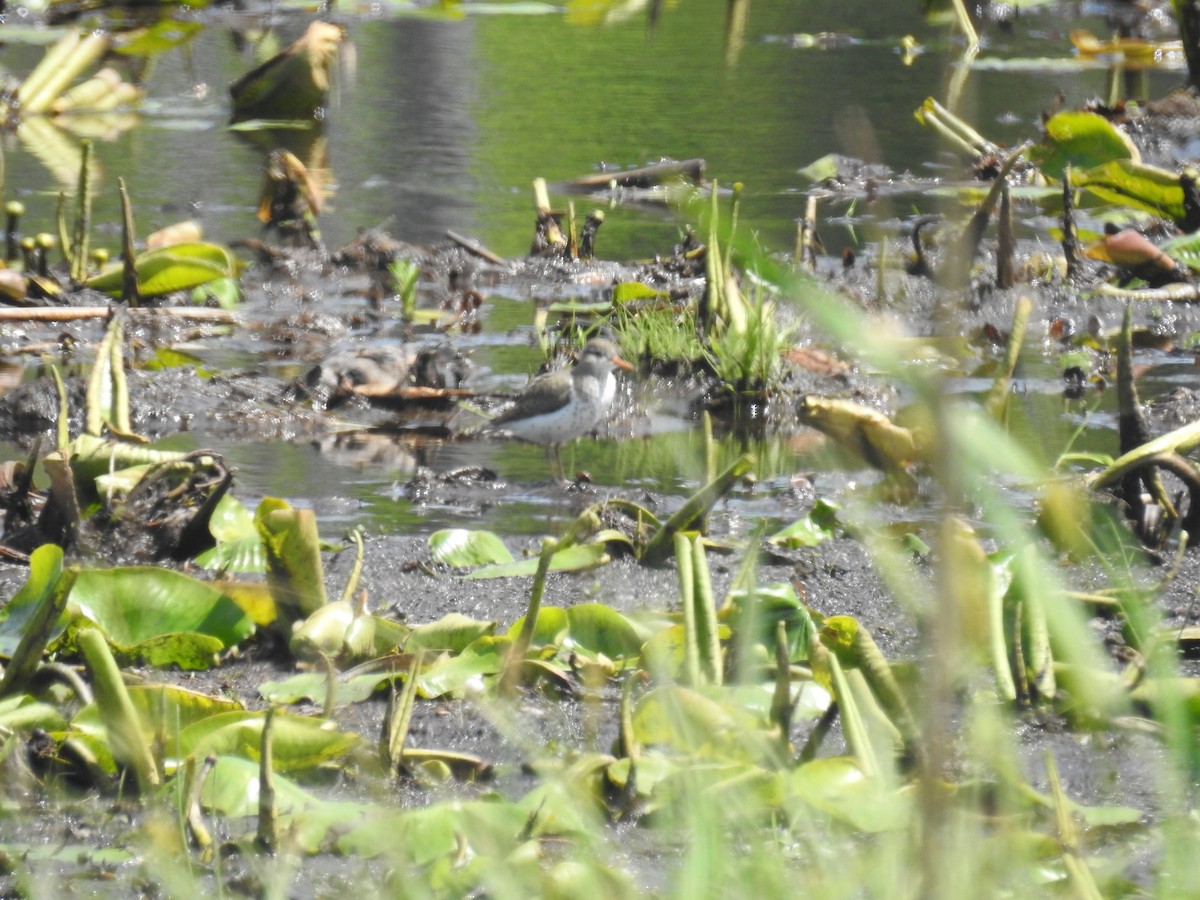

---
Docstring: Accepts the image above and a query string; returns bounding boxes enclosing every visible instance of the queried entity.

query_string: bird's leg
[546,444,566,485]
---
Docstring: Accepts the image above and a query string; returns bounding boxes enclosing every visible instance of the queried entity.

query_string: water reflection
[2,3,1191,537]
[331,19,480,247]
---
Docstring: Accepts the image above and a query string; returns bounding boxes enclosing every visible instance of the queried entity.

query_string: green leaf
[256,497,328,622]
[1056,451,1115,468]
[641,623,688,681]
[288,599,358,661]
[76,627,160,792]
[207,494,257,544]
[177,710,360,770]
[768,498,840,548]
[116,632,224,670]
[400,748,492,781]
[408,613,496,653]
[428,529,514,568]
[727,582,812,662]
[507,603,644,659]
[190,275,242,308]
[115,20,204,56]
[786,756,910,832]
[416,636,506,698]
[505,606,569,649]
[1159,230,1200,272]
[199,755,324,818]
[1030,111,1139,181]
[797,153,842,183]
[1074,159,1185,224]
[195,494,265,573]
[0,844,134,867]
[516,759,611,835]
[124,684,244,736]
[140,347,207,373]
[336,800,529,862]
[0,694,68,732]
[0,544,68,657]
[631,684,777,764]
[546,300,613,315]
[260,669,393,706]
[85,317,125,436]
[605,748,677,796]
[563,603,644,658]
[212,580,278,627]
[389,258,421,319]
[612,282,668,303]
[228,119,318,132]
[60,435,193,497]
[68,567,254,652]
[468,542,610,579]
[92,464,154,498]
[85,243,241,298]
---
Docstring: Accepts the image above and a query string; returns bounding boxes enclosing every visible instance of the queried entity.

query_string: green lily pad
[139,347,207,373]
[1030,111,1139,181]
[115,20,204,56]
[177,710,360,770]
[190,275,242,308]
[256,497,328,622]
[1160,231,1200,271]
[113,632,225,670]
[0,843,134,866]
[198,754,325,818]
[195,494,265,573]
[68,567,254,656]
[336,799,530,862]
[564,603,644,658]
[86,242,242,298]
[416,635,506,698]
[259,669,394,706]
[612,281,668,303]
[632,684,777,764]
[124,684,244,734]
[0,544,68,656]
[1074,159,1186,223]
[641,622,688,680]
[0,694,68,733]
[408,613,497,653]
[797,153,842,183]
[604,748,677,797]
[786,756,910,832]
[508,603,644,659]
[505,606,569,649]
[429,529,514,567]
[546,300,613,315]
[468,542,610,579]
[768,498,840,548]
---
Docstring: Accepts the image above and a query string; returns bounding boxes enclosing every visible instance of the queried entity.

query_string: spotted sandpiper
[489,338,634,481]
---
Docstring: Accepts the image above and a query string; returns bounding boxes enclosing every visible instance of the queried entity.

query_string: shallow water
[1,0,1193,529]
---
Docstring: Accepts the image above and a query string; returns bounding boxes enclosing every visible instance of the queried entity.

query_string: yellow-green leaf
[1030,111,1139,181]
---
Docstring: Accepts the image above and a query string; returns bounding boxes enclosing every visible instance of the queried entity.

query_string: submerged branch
[445,230,506,265]
[0,307,242,323]
[564,158,706,191]
[1095,281,1200,302]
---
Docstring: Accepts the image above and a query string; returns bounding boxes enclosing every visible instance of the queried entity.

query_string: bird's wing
[491,373,571,425]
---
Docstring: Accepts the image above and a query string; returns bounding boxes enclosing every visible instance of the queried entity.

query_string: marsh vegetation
[3,0,1200,896]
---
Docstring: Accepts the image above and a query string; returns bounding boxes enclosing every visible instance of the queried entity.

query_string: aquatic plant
[4,2,1200,896]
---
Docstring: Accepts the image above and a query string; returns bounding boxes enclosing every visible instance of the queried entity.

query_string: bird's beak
[613,355,635,372]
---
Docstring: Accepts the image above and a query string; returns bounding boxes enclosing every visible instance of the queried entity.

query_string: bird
[488,338,634,482]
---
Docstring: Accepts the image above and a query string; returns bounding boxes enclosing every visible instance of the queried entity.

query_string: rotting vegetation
[4,0,1200,897]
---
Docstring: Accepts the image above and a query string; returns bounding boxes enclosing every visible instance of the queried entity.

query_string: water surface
[1,1,1187,531]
